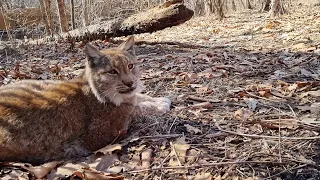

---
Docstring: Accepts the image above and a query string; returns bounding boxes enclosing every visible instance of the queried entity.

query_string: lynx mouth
[119,87,136,94]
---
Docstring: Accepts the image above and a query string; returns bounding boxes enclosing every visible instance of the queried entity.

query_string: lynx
[0,36,171,164]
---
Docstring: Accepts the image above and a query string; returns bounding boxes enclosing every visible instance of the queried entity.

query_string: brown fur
[0,36,170,164]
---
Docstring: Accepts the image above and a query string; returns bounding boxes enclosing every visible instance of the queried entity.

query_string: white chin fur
[91,80,143,106]
[110,81,142,106]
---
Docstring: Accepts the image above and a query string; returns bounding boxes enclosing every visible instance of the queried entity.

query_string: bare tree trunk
[269,0,285,17]
[39,0,54,35]
[82,0,89,27]
[0,5,13,45]
[260,0,271,12]
[204,0,213,16]
[213,0,225,20]
[19,0,25,8]
[246,0,253,9]
[231,0,236,11]
[70,0,75,29]
[56,0,68,32]
[239,0,245,8]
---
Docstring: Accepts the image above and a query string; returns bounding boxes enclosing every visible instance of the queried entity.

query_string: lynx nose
[123,80,134,88]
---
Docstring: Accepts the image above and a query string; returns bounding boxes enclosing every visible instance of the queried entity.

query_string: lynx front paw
[138,97,171,115]
[153,97,171,113]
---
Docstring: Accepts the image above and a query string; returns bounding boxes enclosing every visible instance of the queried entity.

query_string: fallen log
[64,0,193,42]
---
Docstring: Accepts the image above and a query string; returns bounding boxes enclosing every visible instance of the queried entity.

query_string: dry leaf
[194,172,213,180]
[297,106,320,114]
[24,161,60,179]
[234,108,253,120]
[296,155,316,164]
[285,83,297,92]
[0,169,27,180]
[300,68,313,77]
[258,90,270,97]
[261,119,298,130]
[73,169,124,180]
[186,149,199,164]
[182,73,198,83]
[246,98,257,111]
[231,176,239,180]
[300,116,318,123]
[307,90,320,97]
[184,124,202,134]
[130,144,146,152]
[308,102,320,114]
[213,175,222,180]
[299,90,320,98]
[296,81,312,89]
[95,154,119,171]
[141,149,153,169]
[47,162,89,179]
[105,166,124,174]
[292,43,307,50]
[196,86,212,94]
[95,144,122,154]
[244,177,259,180]
[266,20,281,28]
[169,137,190,166]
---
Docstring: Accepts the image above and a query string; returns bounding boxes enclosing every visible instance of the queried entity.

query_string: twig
[217,126,320,140]
[142,153,172,180]
[292,56,318,67]
[254,113,292,119]
[254,152,316,166]
[222,155,249,179]
[136,134,183,139]
[187,95,247,107]
[264,164,308,179]
[256,116,320,129]
[168,117,177,134]
[246,91,286,102]
[170,142,182,166]
[287,104,297,119]
[278,110,282,163]
[125,161,286,174]
[140,76,176,81]
[188,95,221,103]
[131,122,160,137]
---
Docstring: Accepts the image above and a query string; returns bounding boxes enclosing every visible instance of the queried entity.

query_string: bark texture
[269,0,285,17]
[56,0,68,32]
[64,0,193,42]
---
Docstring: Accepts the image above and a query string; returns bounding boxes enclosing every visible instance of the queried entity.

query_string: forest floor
[0,2,320,180]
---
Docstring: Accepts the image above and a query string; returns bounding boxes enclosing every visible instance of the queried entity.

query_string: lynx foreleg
[134,93,171,117]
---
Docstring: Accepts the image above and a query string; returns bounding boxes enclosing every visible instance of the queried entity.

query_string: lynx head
[84,36,142,106]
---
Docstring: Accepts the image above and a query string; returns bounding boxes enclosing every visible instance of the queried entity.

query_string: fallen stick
[217,125,320,140]
[125,160,286,173]
[187,95,247,107]
[64,0,194,42]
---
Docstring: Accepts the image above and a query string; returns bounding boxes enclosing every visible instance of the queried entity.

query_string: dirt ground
[0,2,320,180]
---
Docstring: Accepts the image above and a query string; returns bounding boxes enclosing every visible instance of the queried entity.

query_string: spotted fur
[0,36,170,164]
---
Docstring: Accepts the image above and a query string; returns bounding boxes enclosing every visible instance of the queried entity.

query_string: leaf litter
[1,3,320,180]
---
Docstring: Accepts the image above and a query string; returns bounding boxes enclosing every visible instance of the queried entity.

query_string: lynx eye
[107,69,118,75]
[128,64,134,70]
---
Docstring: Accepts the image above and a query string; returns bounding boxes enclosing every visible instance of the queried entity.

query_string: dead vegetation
[0,0,320,180]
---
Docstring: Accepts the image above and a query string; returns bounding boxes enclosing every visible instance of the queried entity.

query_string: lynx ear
[119,36,135,56]
[84,43,105,67]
